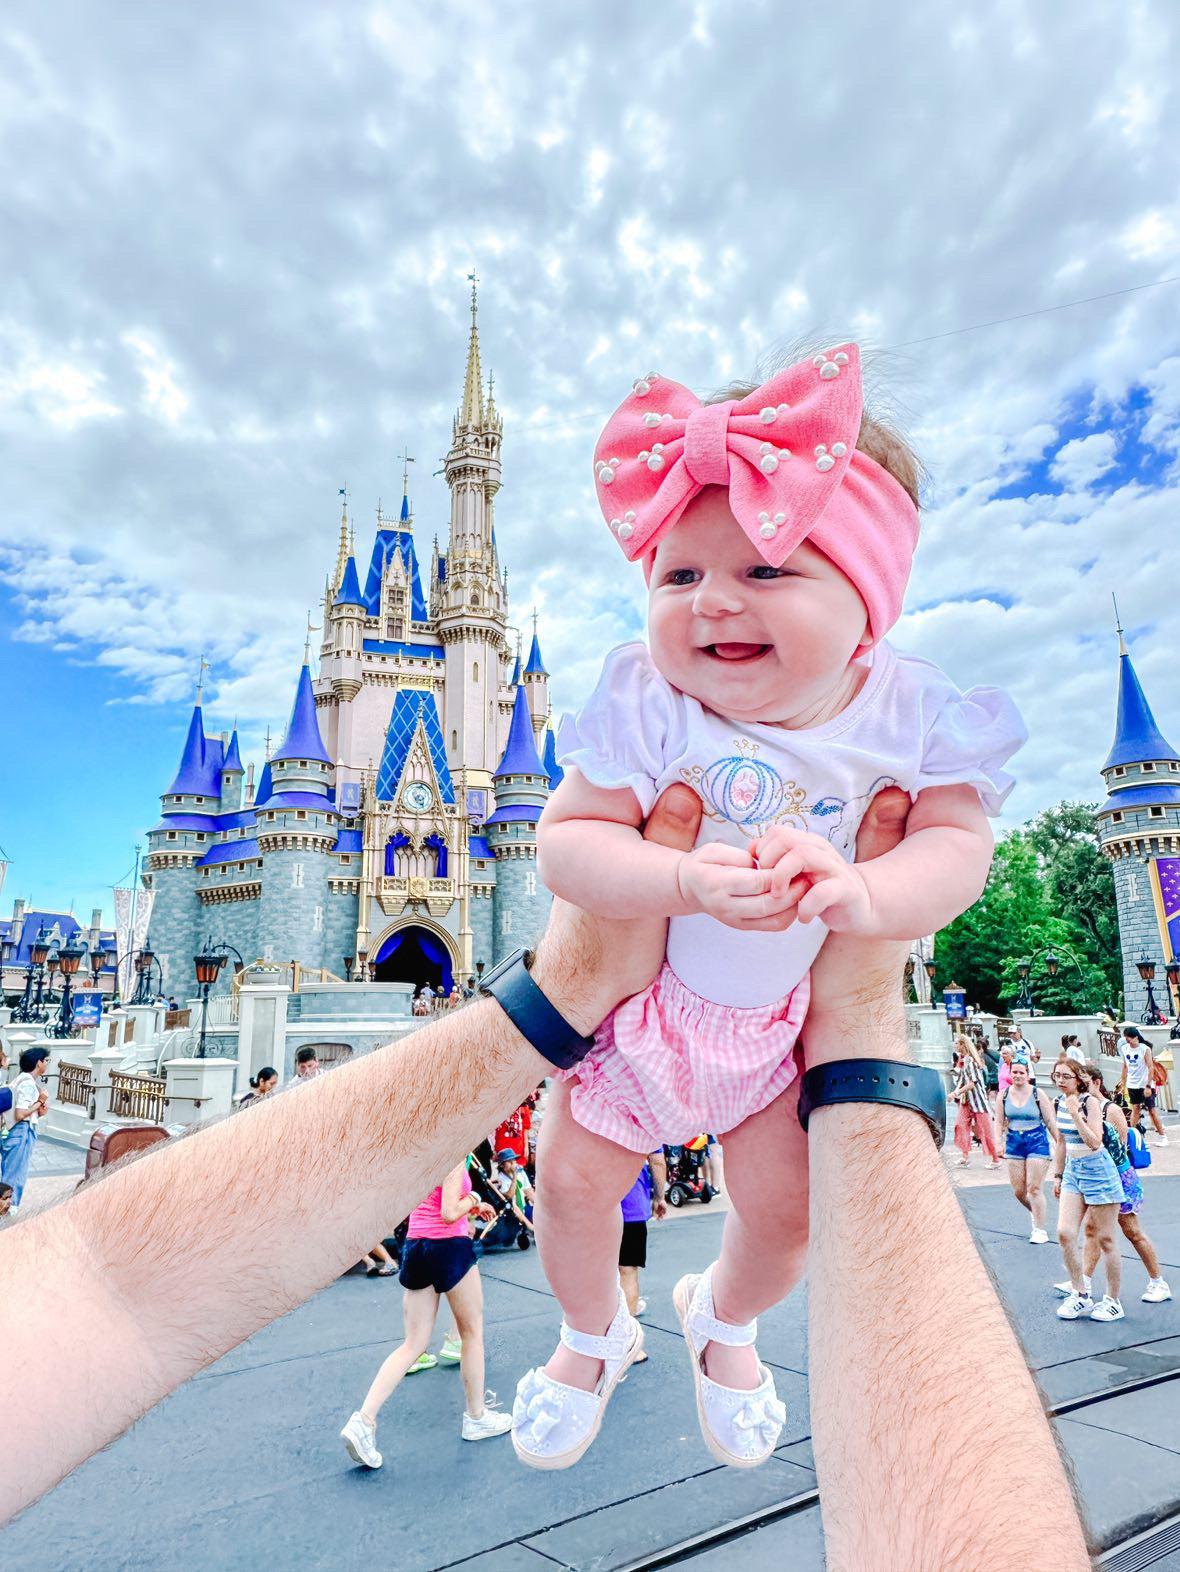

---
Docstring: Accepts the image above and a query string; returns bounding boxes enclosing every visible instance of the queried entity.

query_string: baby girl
[511,344,1026,1471]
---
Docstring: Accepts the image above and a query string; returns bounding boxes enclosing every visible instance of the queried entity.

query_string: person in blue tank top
[993,1057,1058,1244]
[1051,1059,1126,1324]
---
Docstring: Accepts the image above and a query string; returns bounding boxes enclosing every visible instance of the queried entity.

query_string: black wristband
[478,947,595,1072]
[797,1059,946,1147]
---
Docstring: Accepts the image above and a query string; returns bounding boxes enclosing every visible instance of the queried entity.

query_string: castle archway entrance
[372,923,454,996]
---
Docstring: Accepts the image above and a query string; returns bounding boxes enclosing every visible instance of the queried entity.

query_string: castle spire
[458,271,484,427]
[1104,625,1179,772]
[398,450,415,523]
[334,487,350,590]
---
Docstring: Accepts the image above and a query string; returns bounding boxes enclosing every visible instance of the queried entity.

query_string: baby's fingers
[797,880,843,924]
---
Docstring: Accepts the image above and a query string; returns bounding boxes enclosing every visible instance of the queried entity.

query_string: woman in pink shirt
[340,1162,512,1468]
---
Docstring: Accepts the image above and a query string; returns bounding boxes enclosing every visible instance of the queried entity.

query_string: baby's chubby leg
[708,1074,810,1391]
[534,1079,645,1393]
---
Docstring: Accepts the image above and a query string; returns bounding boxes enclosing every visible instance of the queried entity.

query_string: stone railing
[109,1070,167,1124]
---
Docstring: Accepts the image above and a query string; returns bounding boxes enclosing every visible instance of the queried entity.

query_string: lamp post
[192,936,246,1058]
[12,926,48,1022]
[356,949,368,984]
[28,927,52,1022]
[1136,955,1166,1026]
[49,938,87,1038]
[1010,944,1091,1016]
[131,938,161,1005]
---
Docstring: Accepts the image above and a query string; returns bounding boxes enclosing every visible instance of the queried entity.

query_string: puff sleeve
[912,684,1028,816]
[555,642,687,815]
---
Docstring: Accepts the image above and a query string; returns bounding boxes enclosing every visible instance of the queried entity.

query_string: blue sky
[2,0,1179,928]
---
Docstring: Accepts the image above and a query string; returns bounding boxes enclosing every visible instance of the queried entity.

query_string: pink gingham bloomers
[565,963,811,1153]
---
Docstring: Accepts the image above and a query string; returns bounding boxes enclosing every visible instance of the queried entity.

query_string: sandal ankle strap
[689,1266,757,1348]
[559,1290,631,1361]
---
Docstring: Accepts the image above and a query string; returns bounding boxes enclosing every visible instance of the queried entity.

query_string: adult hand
[532,783,703,1036]
[802,786,912,1067]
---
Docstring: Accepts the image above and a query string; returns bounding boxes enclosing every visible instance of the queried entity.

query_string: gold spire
[459,271,484,427]
[195,653,209,706]
[1113,592,1127,656]
[334,487,349,589]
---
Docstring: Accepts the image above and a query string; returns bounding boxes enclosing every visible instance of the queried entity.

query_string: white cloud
[1050,431,1118,489]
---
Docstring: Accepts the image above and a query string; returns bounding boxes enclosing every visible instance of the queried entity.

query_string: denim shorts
[1061,1148,1125,1206]
[1005,1127,1050,1161]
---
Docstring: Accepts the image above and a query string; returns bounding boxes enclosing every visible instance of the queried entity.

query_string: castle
[1096,623,1180,1020]
[143,286,560,997]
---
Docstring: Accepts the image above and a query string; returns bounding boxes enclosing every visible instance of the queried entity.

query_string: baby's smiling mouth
[703,642,771,662]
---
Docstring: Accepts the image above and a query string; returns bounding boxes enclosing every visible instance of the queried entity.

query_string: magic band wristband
[478,947,595,1072]
[797,1059,947,1147]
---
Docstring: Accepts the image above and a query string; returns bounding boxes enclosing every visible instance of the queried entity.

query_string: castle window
[473,662,479,682]
[1143,762,1156,773]
[238,863,246,872]
[1111,811,1124,823]
[1149,806,1165,818]
[1113,766,1126,777]
[451,729,457,751]
[296,811,307,821]
[167,831,177,841]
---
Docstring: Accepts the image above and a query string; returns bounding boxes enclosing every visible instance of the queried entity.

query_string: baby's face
[647,489,869,724]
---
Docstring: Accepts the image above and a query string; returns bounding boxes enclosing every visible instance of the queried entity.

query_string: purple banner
[1155,857,1180,962]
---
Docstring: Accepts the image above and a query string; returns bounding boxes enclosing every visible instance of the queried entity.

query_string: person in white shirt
[1118,1025,1167,1144]
[1,1046,50,1210]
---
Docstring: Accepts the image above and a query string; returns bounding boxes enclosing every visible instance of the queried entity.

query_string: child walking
[511,343,1026,1471]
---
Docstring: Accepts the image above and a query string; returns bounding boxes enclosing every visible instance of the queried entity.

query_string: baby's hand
[676,843,773,929]
[753,827,874,933]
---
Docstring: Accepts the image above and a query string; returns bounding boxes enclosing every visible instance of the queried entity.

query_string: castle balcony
[376,874,455,918]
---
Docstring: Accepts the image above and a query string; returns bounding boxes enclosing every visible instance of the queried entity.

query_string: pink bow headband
[592,343,919,646]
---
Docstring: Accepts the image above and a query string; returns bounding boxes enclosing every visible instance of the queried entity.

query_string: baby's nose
[692,582,745,616]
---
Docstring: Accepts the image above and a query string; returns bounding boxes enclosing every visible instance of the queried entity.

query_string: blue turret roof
[524,632,547,676]
[335,554,366,609]
[495,686,546,779]
[510,651,521,685]
[272,665,331,765]
[543,728,564,791]
[1104,643,1179,771]
[254,761,273,807]
[223,729,244,775]
[166,705,217,797]
[400,491,410,522]
[376,688,456,804]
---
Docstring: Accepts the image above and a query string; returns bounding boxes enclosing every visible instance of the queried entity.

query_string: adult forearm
[538,818,687,918]
[805,996,1089,1571]
[0,943,600,1524]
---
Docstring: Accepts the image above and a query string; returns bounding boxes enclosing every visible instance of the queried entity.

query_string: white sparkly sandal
[512,1288,644,1470]
[673,1264,786,1468]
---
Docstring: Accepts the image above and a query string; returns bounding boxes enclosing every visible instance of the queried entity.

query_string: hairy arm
[0,785,704,1524]
[856,784,994,937]
[804,790,1089,1571]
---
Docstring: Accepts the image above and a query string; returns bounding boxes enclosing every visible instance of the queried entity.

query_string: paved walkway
[6,1118,1180,1569]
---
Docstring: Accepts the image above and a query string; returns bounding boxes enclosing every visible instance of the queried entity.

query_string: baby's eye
[663,567,700,587]
[748,565,794,580]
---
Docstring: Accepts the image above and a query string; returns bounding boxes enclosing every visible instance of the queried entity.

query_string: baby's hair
[707,332,925,507]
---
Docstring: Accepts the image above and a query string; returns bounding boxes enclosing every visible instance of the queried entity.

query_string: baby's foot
[545,1343,604,1393]
[702,1339,762,1391]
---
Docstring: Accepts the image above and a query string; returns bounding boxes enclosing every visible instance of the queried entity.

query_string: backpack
[1127,1124,1153,1171]
[1100,1101,1128,1168]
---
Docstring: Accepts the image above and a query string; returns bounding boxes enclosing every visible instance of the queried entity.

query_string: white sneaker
[1143,1278,1173,1303]
[1054,1277,1091,1297]
[340,1411,382,1468]
[673,1264,786,1469]
[462,1393,512,1441]
[1057,1292,1095,1320]
[1029,1227,1050,1245]
[1090,1296,1125,1322]
[636,1298,647,1317]
[1154,1134,1169,1147]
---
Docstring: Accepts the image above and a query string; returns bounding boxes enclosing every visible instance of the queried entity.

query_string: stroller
[664,1140,717,1208]
[468,1153,533,1252]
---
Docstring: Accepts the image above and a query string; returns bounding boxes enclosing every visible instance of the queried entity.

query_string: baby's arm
[757,784,992,938]
[538,769,771,921]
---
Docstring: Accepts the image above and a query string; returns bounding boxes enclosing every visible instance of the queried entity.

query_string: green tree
[934,802,1119,1016]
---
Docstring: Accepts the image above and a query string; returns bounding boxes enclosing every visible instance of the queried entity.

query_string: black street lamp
[1136,955,1166,1026]
[1010,944,1091,1016]
[192,936,246,1057]
[1166,960,1180,1020]
[131,939,162,1005]
[49,938,88,1038]
[12,926,46,1022]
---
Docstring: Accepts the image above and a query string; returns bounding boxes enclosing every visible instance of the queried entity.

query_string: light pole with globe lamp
[193,937,246,1058]
[1136,955,1167,1026]
[11,927,49,1023]
[48,938,88,1038]
[131,938,163,1005]
[1012,945,1092,1016]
